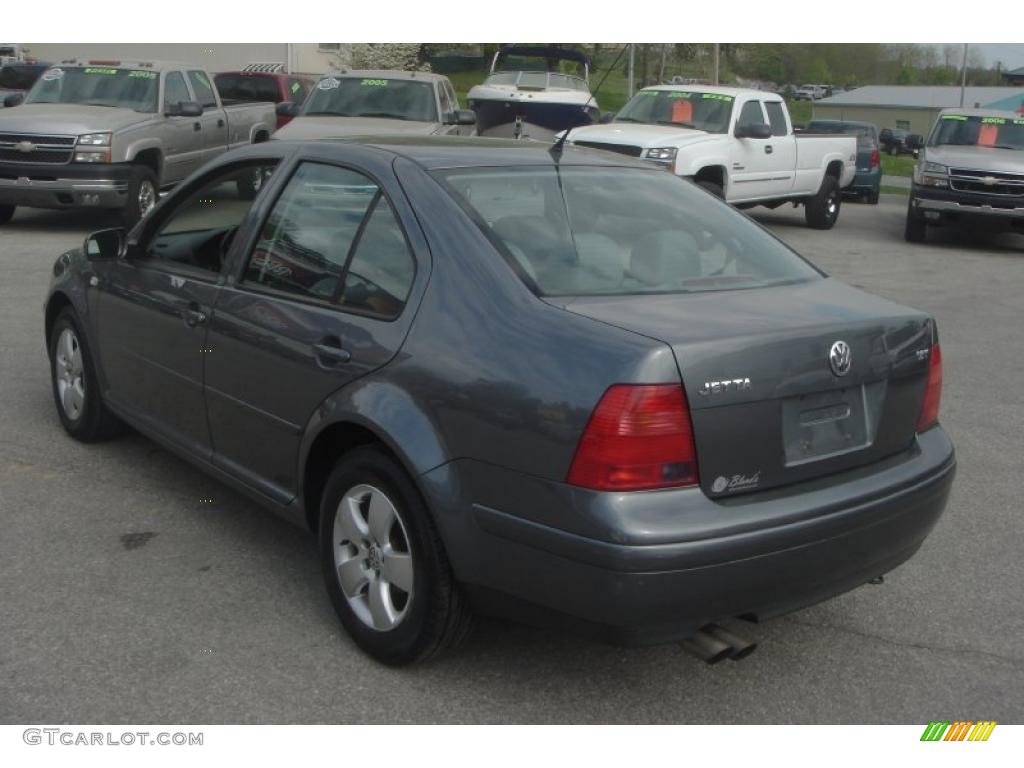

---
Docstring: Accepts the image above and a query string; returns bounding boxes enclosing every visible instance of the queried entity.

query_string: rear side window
[243,163,415,317]
[187,70,217,108]
[764,101,788,136]
[164,71,190,110]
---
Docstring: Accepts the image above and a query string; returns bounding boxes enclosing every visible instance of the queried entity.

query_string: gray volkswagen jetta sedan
[44,137,955,665]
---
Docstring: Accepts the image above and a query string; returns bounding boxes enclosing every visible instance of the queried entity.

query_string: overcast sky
[965,43,1024,70]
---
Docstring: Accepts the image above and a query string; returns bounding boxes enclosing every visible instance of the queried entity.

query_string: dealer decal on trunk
[712,472,762,494]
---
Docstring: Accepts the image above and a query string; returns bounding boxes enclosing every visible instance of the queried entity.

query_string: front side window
[302,77,438,122]
[437,167,821,297]
[616,90,734,133]
[736,100,766,131]
[146,162,278,274]
[164,71,191,111]
[25,66,159,112]
[187,71,217,108]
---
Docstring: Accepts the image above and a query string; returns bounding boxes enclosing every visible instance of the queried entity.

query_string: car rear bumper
[849,169,881,193]
[912,184,1024,221]
[422,426,955,646]
[0,162,132,209]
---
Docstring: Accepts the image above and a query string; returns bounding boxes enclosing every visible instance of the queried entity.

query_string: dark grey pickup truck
[0,60,275,226]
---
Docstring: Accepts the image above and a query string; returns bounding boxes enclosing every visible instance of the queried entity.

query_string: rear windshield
[929,114,1024,151]
[435,166,821,296]
[0,65,44,90]
[214,73,280,102]
[615,90,733,133]
[302,77,437,122]
[25,66,159,112]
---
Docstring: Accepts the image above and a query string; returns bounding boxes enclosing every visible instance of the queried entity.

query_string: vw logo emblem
[15,141,35,153]
[829,340,852,377]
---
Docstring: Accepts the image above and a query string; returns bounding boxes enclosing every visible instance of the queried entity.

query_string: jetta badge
[829,340,852,377]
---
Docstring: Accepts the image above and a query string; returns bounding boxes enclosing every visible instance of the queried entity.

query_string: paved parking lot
[1,196,1022,724]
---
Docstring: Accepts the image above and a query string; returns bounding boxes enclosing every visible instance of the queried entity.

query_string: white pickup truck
[566,86,857,229]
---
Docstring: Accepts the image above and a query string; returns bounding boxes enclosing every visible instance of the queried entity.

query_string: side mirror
[166,101,203,117]
[84,227,126,261]
[451,109,477,126]
[276,101,300,117]
[3,93,24,107]
[906,134,924,150]
[736,123,773,139]
[599,111,615,124]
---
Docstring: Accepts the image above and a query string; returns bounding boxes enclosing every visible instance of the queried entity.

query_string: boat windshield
[485,71,588,92]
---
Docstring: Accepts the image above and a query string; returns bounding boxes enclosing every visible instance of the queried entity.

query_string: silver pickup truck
[906,107,1024,242]
[0,60,276,226]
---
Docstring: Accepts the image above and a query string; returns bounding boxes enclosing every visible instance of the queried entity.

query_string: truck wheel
[0,204,15,225]
[697,180,724,199]
[805,175,841,229]
[122,166,159,228]
[904,199,927,243]
[319,446,473,665]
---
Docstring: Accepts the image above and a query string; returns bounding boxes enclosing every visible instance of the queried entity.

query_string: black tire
[697,180,724,199]
[122,165,159,228]
[904,198,927,243]
[805,175,841,229]
[318,446,472,665]
[49,307,124,442]
[0,204,15,225]
[866,186,880,205]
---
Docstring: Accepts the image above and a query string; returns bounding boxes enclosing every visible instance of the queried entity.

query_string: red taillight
[567,384,698,491]
[870,148,880,168]
[916,344,942,432]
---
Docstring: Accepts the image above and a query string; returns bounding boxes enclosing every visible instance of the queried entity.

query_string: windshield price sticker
[291,81,301,93]
[84,67,118,75]
[41,68,64,81]
[942,115,968,121]
[1015,119,1024,126]
[666,91,693,99]
[317,77,340,90]
[360,79,388,87]
[702,93,733,102]
[981,116,1007,125]
[129,70,157,79]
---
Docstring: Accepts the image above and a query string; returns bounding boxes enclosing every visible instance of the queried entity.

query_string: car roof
[272,135,656,171]
[50,59,198,71]
[937,107,1022,118]
[638,84,775,100]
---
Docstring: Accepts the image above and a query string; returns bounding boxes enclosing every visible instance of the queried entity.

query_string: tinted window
[164,71,190,110]
[243,163,379,301]
[187,70,217,108]
[147,162,278,273]
[302,77,438,122]
[214,74,280,102]
[764,101,788,136]
[737,100,765,130]
[929,114,1024,151]
[0,64,44,90]
[339,196,416,317]
[288,78,309,103]
[438,167,820,296]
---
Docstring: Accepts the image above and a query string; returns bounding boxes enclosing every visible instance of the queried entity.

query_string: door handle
[193,122,202,132]
[217,118,225,128]
[765,145,773,154]
[313,339,352,367]
[180,301,207,328]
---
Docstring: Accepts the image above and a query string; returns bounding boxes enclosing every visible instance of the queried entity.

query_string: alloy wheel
[138,180,157,217]
[332,484,414,631]
[55,328,85,420]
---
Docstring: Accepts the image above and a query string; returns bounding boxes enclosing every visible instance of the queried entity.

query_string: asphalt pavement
[1,196,1022,723]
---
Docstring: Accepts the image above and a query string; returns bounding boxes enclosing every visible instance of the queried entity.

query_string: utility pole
[959,43,968,107]
[713,43,720,85]
[627,43,635,99]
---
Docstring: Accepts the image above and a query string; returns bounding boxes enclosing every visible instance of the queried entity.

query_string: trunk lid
[552,278,934,497]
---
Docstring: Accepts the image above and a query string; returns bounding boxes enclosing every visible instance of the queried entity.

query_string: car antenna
[550,45,628,158]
